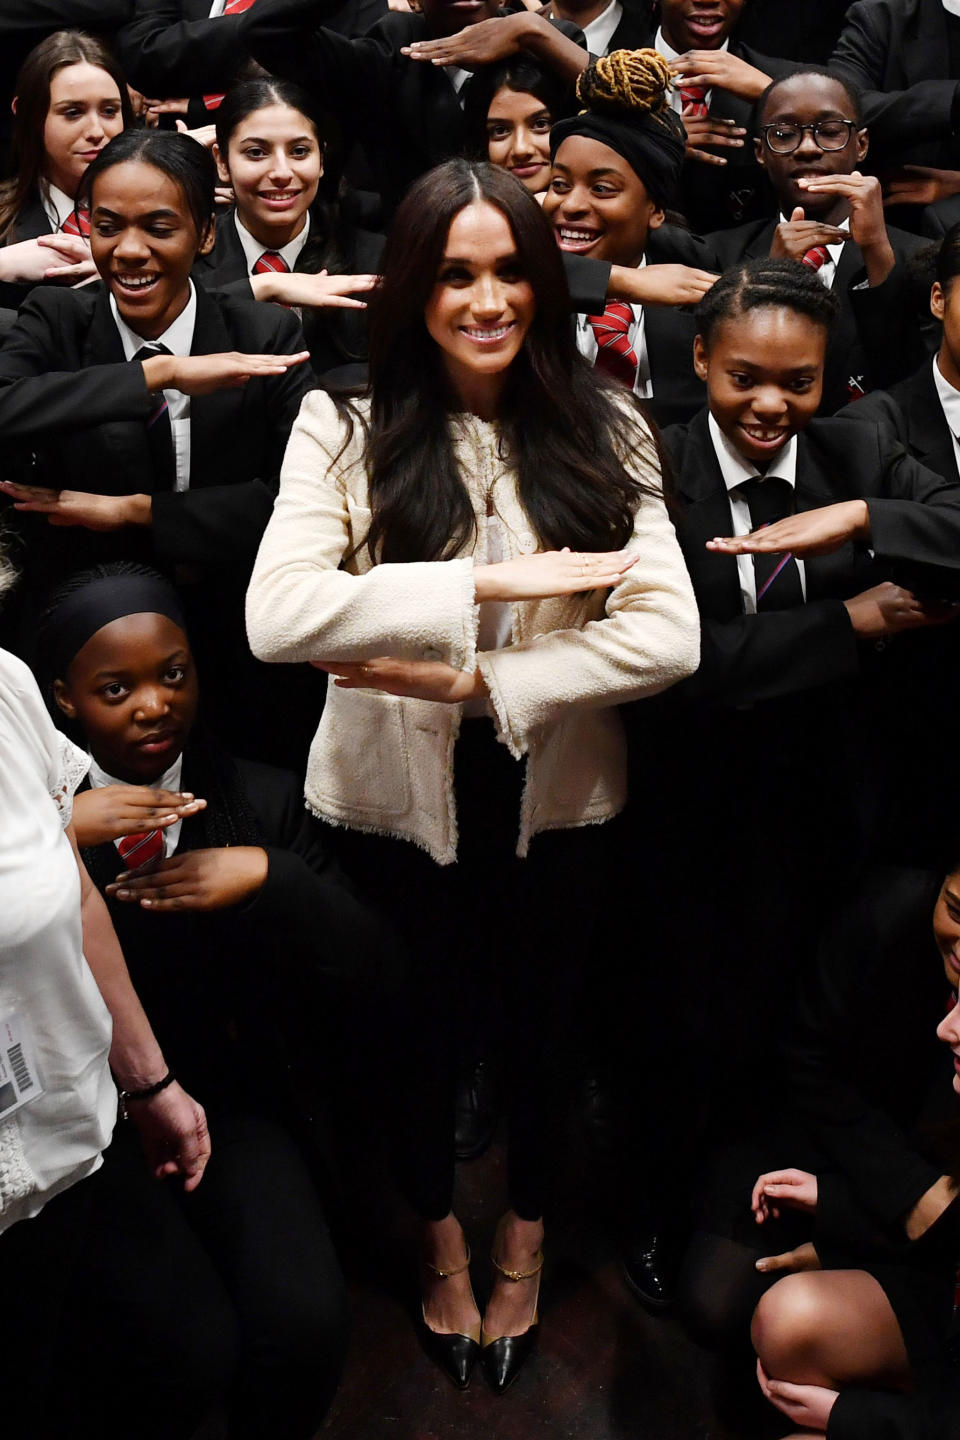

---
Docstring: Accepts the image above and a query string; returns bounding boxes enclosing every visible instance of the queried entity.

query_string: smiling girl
[0,128,315,767]
[463,57,574,196]
[0,32,134,304]
[246,156,699,1392]
[199,78,381,380]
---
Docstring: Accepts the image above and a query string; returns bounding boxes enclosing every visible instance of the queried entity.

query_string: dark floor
[319,1123,738,1440]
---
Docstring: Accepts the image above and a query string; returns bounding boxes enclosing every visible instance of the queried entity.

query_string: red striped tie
[802,245,830,271]
[61,207,90,238]
[253,250,291,276]
[680,84,709,118]
[204,0,258,109]
[116,827,164,873]
[588,302,639,390]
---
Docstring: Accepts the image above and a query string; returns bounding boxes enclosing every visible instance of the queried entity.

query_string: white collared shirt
[575,257,652,399]
[41,181,78,231]
[933,354,960,473]
[110,281,198,494]
[446,66,472,101]
[708,412,805,615]
[583,0,623,55]
[779,213,849,291]
[86,752,185,857]
[234,210,311,276]
[655,26,729,115]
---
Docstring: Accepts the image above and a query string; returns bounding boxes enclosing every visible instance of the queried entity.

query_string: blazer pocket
[313,686,412,818]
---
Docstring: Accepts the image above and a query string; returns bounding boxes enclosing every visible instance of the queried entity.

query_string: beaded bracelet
[118,1069,176,1120]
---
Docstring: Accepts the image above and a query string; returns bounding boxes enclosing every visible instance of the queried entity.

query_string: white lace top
[0,650,115,1234]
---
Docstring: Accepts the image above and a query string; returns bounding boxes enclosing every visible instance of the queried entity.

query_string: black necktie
[739,475,804,612]
[134,343,176,493]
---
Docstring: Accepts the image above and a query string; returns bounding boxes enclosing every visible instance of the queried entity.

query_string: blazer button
[873,640,886,653]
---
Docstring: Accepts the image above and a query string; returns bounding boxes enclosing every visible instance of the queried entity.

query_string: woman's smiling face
[42,61,124,197]
[486,85,554,193]
[89,159,212,341]
[542,135,663,267]
[216,102,322,243]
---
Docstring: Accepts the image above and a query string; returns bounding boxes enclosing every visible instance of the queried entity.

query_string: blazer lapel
[189,284,240,490]
[673,411,749,621]
[904,0,949,84]
[794,436,864,598]
[906,365,959,483]
[78,289,157,493]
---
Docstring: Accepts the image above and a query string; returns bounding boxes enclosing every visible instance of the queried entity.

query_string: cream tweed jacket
[246,391,700,864]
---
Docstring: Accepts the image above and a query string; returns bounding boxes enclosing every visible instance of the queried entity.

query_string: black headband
[549,110,686,209]
[48,574,187,681]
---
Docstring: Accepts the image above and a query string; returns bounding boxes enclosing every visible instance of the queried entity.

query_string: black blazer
[922,191,960,240]
[81,748,397,1108]
[0,189,61,312]
[736,0,850,64]
[0,281,317,768]
[702,217,931,414]
[828,1384,960,1440]
[831,0,960,170]
[663,407,960,709]
[196,205,385,381]
[242,0,584,217]
[849,362,960,486]
[115,0,251,111]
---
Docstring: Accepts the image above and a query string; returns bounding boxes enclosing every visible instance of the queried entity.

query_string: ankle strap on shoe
[424,1243,471,1280]
[491,1250,544,1282]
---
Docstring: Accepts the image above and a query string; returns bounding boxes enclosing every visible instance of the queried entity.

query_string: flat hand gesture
[314,657,484,704]
[146,350,311,396]
[770,207,848,263]
[757,1362,838,1433]
[401,13,529,68]
[107,846,269,911]
[255,269,378,310]
[681,111,746,167]
[72,786,206,847]
[752,1168,819,1224]
[707,501,869,559]
[670,49,770,100]
[0,233,94,284]
[0,480,148,531]
[127,1079,211,1191]
[612,262,718,307]
[476,546,639,602]
[883,164,960,209]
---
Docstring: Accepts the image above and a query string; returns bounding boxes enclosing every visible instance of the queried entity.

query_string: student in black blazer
[736,0,850,64]
[37,563,396,1440]
[701,70,931,413]
[620,259,960,1303]
[0,32,133,309]
[831,0,960,173]
[115,0,252,131]
[0,130,316,769]
[241,0,588,218]
[542,50,706,426]
[198,77,382,384]
[636,0,802,232]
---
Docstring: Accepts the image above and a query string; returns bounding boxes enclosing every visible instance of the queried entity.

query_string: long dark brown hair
[0,31,134,242]
[348,159,662,564]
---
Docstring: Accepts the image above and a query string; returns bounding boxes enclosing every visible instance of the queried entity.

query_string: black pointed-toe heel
[480,1228,543,1395]
[418,1245,481,1390]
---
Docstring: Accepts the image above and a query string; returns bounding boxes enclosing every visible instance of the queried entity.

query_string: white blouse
[0,650,115,1235]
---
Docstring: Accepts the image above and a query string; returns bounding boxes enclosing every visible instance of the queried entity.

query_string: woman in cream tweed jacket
[246,158,699,1393]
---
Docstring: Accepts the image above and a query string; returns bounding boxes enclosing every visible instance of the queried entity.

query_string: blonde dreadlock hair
[576,48,674,126]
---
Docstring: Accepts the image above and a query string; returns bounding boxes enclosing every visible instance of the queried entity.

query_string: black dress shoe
[454,1055,499,1161]
[480,1324,538,1394]
[418,1320,481,1390]
[621,1231,678,1313]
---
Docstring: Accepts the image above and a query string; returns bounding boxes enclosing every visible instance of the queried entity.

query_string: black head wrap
[549,49,687,208]
[45,571,186,682]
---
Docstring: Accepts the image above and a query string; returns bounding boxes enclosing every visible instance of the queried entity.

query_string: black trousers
[335,719,606,1222]
[2,1112,346,1440]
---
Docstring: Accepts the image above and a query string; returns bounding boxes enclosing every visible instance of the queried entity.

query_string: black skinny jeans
[335,718,606,1222]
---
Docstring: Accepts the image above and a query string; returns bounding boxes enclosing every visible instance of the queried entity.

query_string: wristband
[118,1069,176,1120]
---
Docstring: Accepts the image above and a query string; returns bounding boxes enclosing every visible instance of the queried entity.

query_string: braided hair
[576,47,676,130]
[37,563,265,885]
[695,257,840,345]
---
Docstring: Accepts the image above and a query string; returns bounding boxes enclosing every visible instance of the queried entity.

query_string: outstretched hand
[0,480,151,531]
[476,546,639,602]
[72,786,206,847]
[681,110,746,167]
[313,657,487,704]
[107,847,269,911]
[401,14,529,68]
[706,501,870,558]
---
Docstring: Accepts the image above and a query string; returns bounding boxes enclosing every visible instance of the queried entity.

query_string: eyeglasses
[759,120,858,155]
